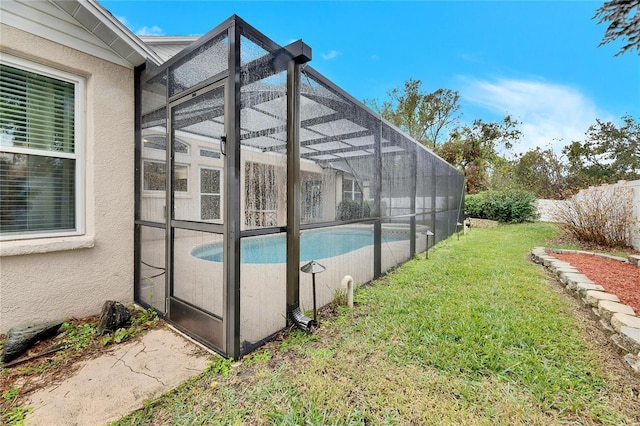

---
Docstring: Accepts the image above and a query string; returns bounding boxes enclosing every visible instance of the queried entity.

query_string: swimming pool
[192,227,408,264]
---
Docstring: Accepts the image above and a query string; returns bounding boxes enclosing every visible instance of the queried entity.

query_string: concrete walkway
[25,327,212,425]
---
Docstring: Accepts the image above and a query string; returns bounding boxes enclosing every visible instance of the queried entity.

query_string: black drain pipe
[285,41,315,331]
[288,306,317,331]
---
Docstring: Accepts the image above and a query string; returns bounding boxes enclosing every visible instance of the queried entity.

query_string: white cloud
[114,14,164,36]
[321,50,340,60]
[116,16,130,28]
[136,25,164,36]
[459,77,611,156]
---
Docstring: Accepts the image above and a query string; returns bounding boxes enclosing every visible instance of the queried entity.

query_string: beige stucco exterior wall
[0,24,135,332]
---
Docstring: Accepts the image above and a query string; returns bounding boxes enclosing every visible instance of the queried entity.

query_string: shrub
[552,186,635,248]
[465,190,538,223]
[484,190,538,223]
[337,199,371,221]
[464,193,486,218]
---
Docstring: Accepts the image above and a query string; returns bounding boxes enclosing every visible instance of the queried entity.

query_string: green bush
[464,193,486,218]
[465,190,537,223]
[337,199,371,221]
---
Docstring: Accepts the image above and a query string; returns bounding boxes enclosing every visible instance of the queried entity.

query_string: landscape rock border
[532,247,640,374]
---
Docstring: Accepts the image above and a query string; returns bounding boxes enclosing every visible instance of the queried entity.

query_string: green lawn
[114,223,637,425]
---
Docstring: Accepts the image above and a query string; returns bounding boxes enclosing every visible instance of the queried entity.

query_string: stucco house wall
[0,23,135,332]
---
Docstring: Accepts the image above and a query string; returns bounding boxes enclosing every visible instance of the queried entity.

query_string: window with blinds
[0,57,83,240]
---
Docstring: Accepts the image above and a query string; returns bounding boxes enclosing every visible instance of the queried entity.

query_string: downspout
[285,41,315,331]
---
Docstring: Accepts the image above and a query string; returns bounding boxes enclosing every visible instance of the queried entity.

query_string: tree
[512,147,571,199]
[364,79,460,149]
[439,116,521,194]
[594,0,640,55]
[487,155,517,192]
[563,115,640,186]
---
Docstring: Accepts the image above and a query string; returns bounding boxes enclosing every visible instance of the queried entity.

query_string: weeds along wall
[134,16,465,357]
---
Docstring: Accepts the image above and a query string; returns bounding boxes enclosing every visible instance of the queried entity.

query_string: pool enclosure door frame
[135,19,248,357]
[166,80,227,353]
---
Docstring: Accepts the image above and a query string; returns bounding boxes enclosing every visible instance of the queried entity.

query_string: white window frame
[198,147,221,159]
[342,177,362,201]
[0,54,85,242]
[143,134,190,155]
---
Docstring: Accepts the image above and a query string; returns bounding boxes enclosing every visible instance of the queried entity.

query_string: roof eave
[51,0,162,67]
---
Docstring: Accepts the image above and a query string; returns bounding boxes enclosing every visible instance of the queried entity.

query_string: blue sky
[101,0,639,156]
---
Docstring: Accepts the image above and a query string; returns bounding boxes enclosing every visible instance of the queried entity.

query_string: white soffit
[0,0,161,68]
[53,0,161,65]
[140,36,200,62]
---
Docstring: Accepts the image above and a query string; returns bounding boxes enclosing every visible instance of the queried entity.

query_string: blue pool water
[192,228,406,264]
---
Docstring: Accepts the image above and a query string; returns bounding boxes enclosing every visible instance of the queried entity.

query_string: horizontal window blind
[0,154,75,233]
[1,64,75,153]
[0,62,77,236]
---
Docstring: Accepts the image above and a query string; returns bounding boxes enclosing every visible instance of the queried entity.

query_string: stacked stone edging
[531,247,640,374]
[544,247,629,263]
[468,218,498,228]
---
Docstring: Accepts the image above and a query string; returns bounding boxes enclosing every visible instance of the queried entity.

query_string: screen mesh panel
[136,17,465,358]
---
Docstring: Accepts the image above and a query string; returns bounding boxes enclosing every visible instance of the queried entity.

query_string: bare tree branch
[594,0,640,56]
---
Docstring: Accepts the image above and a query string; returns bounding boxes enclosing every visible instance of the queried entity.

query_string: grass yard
[113,223,639,425]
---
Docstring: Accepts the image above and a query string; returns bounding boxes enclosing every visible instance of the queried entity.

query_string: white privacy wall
[536,180,640,250]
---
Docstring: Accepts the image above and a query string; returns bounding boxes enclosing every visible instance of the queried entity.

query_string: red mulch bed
[550,252,640,314]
